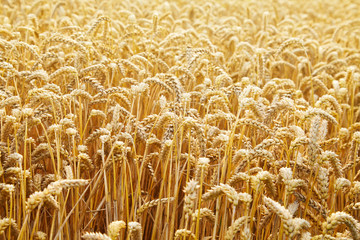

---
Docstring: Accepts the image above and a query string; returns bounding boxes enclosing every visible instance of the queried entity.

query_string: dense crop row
[0,0,360,239]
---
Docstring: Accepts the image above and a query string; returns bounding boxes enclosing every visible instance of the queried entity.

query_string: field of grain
[0,0,360,239]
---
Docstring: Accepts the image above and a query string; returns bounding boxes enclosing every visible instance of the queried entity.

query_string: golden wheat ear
[2,0,360,239]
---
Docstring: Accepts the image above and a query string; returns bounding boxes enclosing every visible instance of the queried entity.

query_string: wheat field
[0,0,360,239]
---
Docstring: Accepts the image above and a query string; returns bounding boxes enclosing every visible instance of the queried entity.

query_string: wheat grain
[174,229,196,239]
[34,231,47,240]
[82,232,111,240]
[127,222,142,240]
[137,197,175,217]
[225,216,252,240]
[323,212,360,240]
[107,220,126,240]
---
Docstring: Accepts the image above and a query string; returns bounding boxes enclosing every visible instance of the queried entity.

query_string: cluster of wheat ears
[0,0,360,239]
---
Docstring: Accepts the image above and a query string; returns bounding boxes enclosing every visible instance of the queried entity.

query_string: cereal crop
[0,0,360,239]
